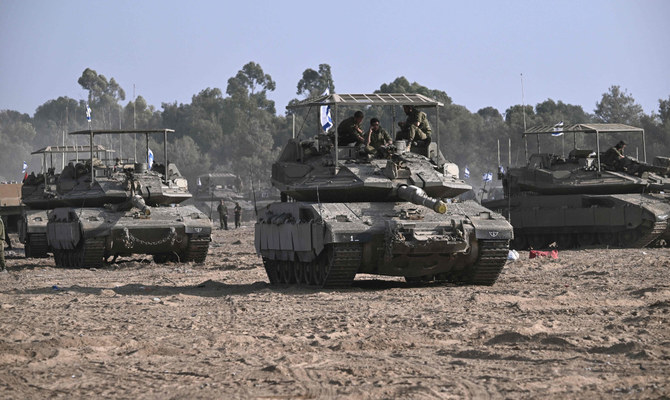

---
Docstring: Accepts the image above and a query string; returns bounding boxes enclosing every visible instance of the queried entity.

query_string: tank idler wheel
[597,232,617,246]
[293,261,306,284]
[277,260,295,284]
[576,232,595,247]
[263,259,279,285]
[617,230,639,247]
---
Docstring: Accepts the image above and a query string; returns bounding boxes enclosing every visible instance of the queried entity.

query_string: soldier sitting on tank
[337,110,366,146]
[364,117,392,158]
[397,105,432,151]
[602,140,626,171]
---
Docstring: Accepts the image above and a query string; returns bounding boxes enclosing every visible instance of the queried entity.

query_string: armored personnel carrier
[36,130,210,267]
[483,123,670,249]
[255,93,513,288]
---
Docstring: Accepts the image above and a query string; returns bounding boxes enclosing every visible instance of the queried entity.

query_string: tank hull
[255,201,512,287]
[45,205,212,267]
[484,193,670,249]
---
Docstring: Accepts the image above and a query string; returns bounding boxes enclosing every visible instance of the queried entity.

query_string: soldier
[397,105,432,151]
[337,110,365,146]
[234,202,242,228]
[0,216,6,272]
[365,118,392,157]
[602,140,626,170]
[216,200,228,230]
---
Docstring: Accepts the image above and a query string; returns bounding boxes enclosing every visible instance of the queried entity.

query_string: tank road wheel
[555,233,575,249]
[527,234,548,250]
[312,256,329,286]
[597,232,617,247]
[277,260,295,284]
[576,232,596,247]
[262,258,279,285]
[617,229,640,247]
[293,261,306,284]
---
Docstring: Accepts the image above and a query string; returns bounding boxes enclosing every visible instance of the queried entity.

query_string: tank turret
[256,93,512,288]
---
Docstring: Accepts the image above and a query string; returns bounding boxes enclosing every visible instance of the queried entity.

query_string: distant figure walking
[234,202,242,228]
[217,200,228,230]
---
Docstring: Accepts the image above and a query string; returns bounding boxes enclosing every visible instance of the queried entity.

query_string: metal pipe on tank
[163,130,168,183]
[642,129,647,162]
[89,131,94,186]
[595,129,601,172]
[333,103,338,175]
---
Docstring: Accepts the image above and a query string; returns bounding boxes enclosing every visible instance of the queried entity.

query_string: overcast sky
[1,0,669,118]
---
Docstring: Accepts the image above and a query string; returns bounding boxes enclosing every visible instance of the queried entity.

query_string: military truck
[255,93,513,288]
[483,123,670,249]
[35,130,210,267]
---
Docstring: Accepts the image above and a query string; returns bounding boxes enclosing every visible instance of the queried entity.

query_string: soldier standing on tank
[397,105,432,151]
[365,118,392,157]
[217,200,228,230]
[234,202,242,228]
[0,216,6,272]
[337,111,365,146]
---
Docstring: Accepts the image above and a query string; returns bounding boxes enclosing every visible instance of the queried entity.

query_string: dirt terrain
[1,226,669,399]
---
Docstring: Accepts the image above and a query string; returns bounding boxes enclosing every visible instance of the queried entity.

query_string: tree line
[1,62,669,192]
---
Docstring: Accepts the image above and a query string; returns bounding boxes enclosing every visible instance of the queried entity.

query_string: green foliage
[0,111,36,181]
[296,64,334,98]
[595,85,644,125]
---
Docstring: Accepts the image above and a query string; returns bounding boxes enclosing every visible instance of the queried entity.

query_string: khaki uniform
[0,217,5,271]
[399,109,432,141]
[217,202,228,230]
[234,204,242,228]
[365,127,392,156]
[337,116,363,146]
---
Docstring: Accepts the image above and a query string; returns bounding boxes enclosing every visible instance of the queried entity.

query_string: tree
[296,64,334,98]
[0,110,36,181]
[226,62,276,114]
[77,68,127,129]
[594,85,644,125]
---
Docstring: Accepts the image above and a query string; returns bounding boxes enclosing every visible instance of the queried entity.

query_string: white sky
[1,0,669,117]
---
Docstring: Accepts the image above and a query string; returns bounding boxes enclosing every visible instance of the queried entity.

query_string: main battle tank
[483,123,670,249]
[255,93,513,288]
[28,130,211,267]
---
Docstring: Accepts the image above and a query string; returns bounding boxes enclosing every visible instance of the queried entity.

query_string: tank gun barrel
[397,185,447,214]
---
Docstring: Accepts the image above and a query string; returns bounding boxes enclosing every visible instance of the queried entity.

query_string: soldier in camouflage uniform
[0,217,6,272]
[398,105,432,151]
[364,118,392,157]
[337,111,365,146]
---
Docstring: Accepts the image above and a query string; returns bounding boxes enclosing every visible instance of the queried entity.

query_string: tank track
[183,237,210,263]
[631,220,667,248]
[322,243,362,288]
[54,237,105,268]
[462,240,509,286]
[25,233,49,258]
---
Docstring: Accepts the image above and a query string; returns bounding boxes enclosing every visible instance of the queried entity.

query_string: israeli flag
[22,161,28,174]
[86,104,92,122]
[552,121,564,136]
[320,88,333,132]
[498,165,505,174]
[483,172,493,182]
[464,166,470,179]
[147,148,154,169]
[197,177,202,186]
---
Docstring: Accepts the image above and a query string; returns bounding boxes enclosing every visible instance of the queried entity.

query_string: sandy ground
[0,226,669,399]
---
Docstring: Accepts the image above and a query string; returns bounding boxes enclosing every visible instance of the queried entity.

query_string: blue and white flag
[147,148,154,169]
[22,161,28,174]
[320,88,333,132]
[464,166,470,179]
[483,172,493,182]
[86,104,92,122]
[552,121,564,136]
[498,165,505,174]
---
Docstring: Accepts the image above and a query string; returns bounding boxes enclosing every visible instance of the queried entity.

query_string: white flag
[320,88,333,132]
[197,177,202,186]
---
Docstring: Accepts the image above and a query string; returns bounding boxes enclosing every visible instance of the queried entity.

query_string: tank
[27,130,211,267]
[483,123,670,249]
[255,93,513,288]
[1,182,24,251]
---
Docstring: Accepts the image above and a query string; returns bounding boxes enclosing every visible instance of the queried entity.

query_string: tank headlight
[657,214,668,221]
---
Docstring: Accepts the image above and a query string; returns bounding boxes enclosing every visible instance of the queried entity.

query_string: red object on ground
[529,249,558,259]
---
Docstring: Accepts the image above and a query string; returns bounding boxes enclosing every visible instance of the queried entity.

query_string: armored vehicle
[255,93,513,288]
[483,123,670,249]
[1,182,24,250]
[40,130,210,267]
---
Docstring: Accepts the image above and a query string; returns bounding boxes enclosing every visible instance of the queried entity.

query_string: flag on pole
[320,88,333,132]
[551,121,564,136]
[22,161,28,181]
[197,177,202,186]
[147,148,154,169]
[498,165,505,174]
[86,104,92,122]
[483,172,493,182]
[464,166,470,179]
